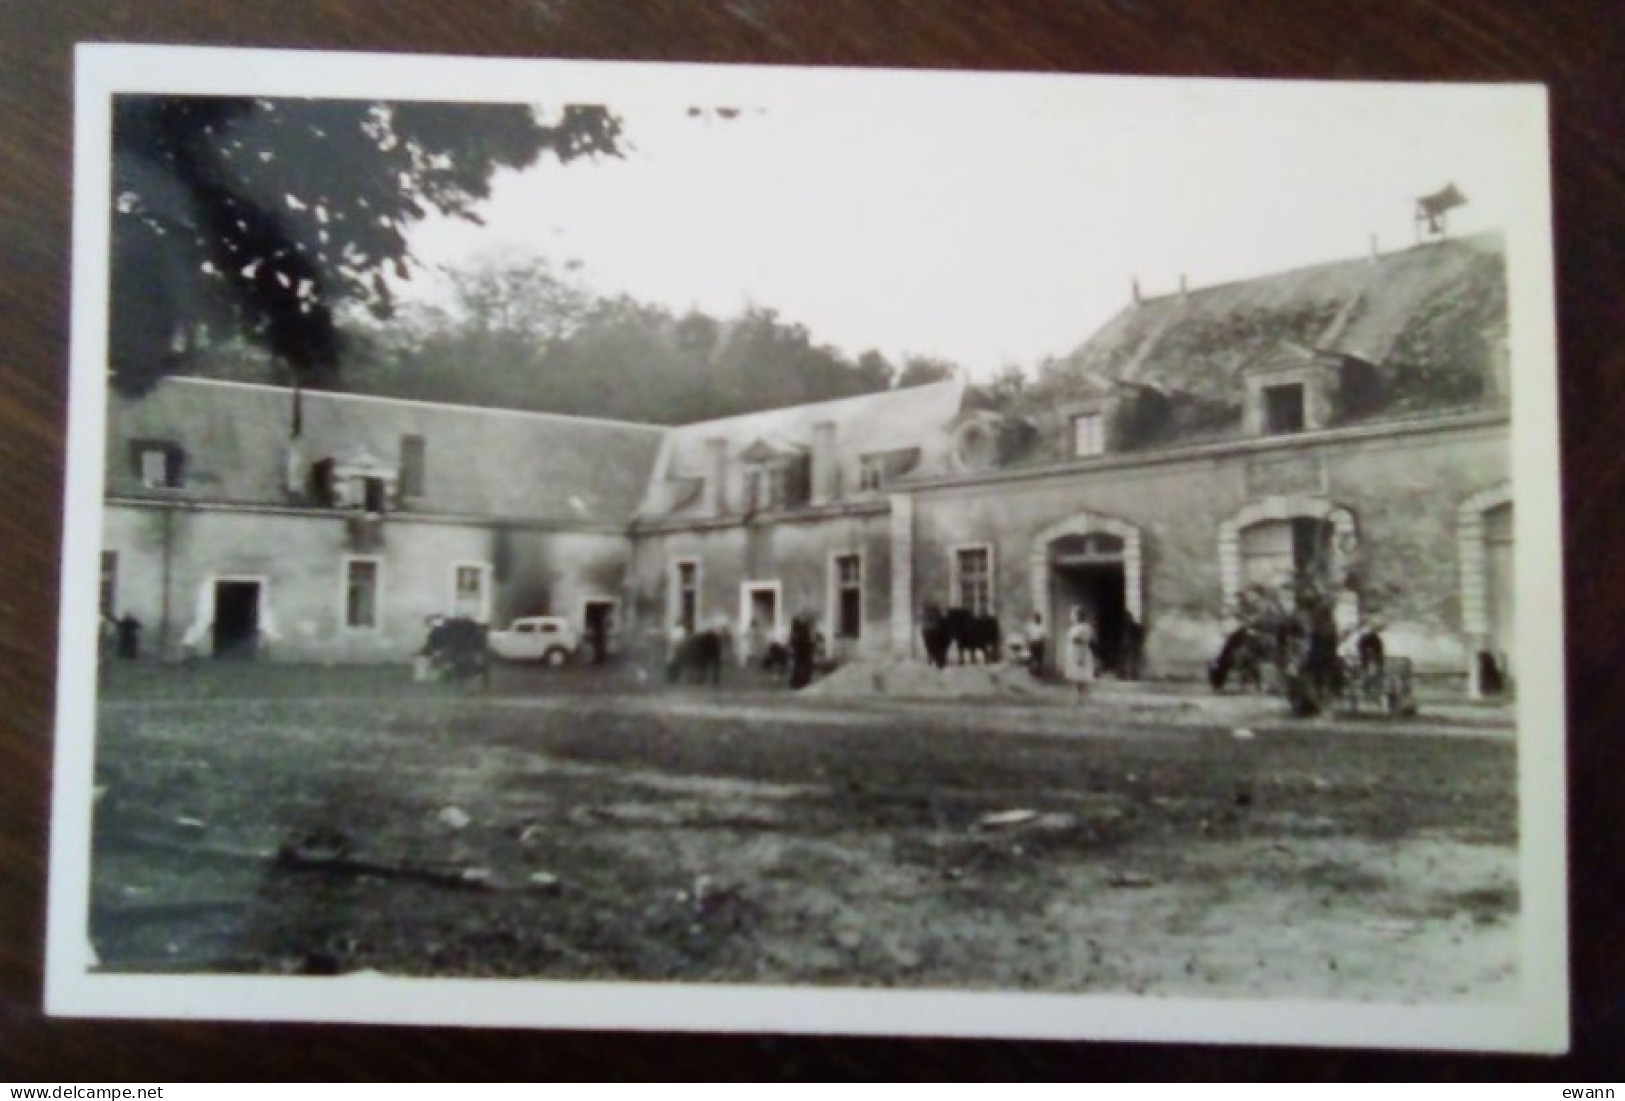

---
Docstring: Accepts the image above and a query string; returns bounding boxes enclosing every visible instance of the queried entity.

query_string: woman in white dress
[1064,606,1097,699]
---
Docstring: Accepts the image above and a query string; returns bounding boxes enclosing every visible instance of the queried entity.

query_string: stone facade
[906,413,1508,679]
[627,506,895,663]
[102,502,628,661]
[102,240,1514,689]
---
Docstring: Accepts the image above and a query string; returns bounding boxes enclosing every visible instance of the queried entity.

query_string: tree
[896,354,958,389]
[109,96,620,394]
[987,363,1027,407]
[853,349,896,391]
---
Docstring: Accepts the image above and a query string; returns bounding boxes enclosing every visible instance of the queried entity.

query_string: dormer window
[738,440,809,513]
[745,466,789,511]
[1263,383,1306,435]
[1054,399,1112,459]
[362,476,388,513]
[132,440,185,488]
[1244,344,1329,437]
[1071,411,1105,457]
[857,448,922,492]
[311,447,400,512]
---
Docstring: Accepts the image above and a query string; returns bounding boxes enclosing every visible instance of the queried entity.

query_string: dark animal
[422,617,490,688]
[668,629,723,685]
[920,604,1002,669]
[1208,625,1274,692]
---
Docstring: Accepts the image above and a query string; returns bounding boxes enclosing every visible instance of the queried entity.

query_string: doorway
[741,583,781,637]
[582,599,618,662]
[212,580,261,659]
[1049,533,1128,674]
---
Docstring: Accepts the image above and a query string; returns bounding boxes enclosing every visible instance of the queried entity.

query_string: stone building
[101,379,664,662]
[902,233,1513,692]
[101,233,1514,695]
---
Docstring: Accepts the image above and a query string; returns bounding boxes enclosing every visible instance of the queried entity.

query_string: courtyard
[87,662,1518,1002]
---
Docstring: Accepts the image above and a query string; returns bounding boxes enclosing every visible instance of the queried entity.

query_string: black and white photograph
[48,45,1566,1050]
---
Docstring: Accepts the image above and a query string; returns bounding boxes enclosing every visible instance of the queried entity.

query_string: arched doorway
[1029,512,1143,675]
[1458,484,1513,698]
[1218,496,1359,627]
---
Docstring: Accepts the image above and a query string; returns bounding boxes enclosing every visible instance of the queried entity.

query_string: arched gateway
[1030,512,1143,674]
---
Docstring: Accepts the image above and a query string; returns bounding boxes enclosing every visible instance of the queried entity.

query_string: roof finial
[1415,183,1467,242]
[1131,276,1141,306]
[1178,273,1188,298]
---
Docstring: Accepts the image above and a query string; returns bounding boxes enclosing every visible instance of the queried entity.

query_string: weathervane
[1415,183,1467,242]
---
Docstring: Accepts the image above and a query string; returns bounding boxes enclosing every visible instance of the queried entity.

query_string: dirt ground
[87,661,1519,1002]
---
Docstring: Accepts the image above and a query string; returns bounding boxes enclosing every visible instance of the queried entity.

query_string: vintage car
[486,616,578,665]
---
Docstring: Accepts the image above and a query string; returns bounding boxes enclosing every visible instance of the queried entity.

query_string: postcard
[49,44,1566,1051]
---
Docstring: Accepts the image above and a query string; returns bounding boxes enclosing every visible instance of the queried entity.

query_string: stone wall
[628,510,894,662]
[909,418,1509,678]
[101,504,628,662]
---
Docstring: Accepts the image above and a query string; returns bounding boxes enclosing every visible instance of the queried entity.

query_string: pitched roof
[639,378,966,517]
[1057,233,1507,405]
[106,378,666,525]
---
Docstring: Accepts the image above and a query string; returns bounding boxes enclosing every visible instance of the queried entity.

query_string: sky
[400,74,1539,381]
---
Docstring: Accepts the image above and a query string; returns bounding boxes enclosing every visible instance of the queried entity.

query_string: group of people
[1022,607,1143,698]
[666,613,826,689]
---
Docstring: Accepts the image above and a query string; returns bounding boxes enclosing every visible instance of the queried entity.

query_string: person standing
[1024,611,1048,677]
[1064,606,1096,699]
[788,614,815,689]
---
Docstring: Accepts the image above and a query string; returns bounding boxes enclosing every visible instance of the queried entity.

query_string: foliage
[896,355,957,389]
[110,96,620,394]
[278,255,959,425]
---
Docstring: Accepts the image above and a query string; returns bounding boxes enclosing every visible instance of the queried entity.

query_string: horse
[1208,625,1275,692]
[920,604,1002,668]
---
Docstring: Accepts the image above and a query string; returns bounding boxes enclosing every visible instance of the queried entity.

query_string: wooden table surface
[2,0,1621,1081]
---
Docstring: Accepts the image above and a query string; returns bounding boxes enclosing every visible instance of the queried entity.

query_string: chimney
[284,438,305,497]
[811,421,836,505]
[703,438,728,516]
[284,381,305,497]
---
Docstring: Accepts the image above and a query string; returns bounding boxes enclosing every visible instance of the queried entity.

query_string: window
[834,554,862,639]
[745,465,792,511]
[362,476,388,514]
[1071,412,1105,457]
[134,442,185,488]
[856,448,920,492]
[452,563,489,622]
[1263,383,1306,434]
[954,546,993,617]
[344,558,381,629]
[400,435,426,497]
[100,551,118,619]
[675,560,699,632]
